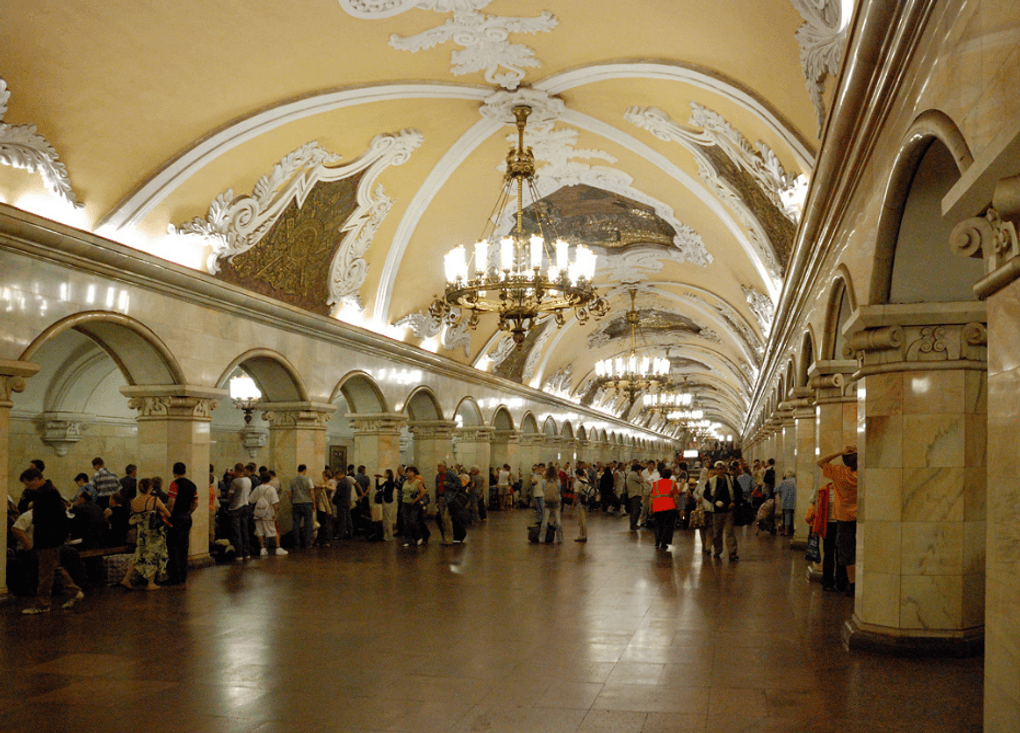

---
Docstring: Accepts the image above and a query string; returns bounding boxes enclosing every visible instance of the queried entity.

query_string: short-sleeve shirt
[289,474,314,504]
[822,463,858,521]
[169,477,198,519]
[92,467,121,498]
[12,509,33,551]
[228,476,252,510]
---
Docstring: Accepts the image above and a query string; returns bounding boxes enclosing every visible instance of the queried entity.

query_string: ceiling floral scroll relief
[790,0,851,135]
[625,103,806,282]
[0,75,83,209]
[395,305,472,356]
[337,0,557,91]
[169,129,422,315]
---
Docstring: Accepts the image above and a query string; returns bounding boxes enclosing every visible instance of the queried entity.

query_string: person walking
[626,463,644,531]
[774,469,798,537]
[530,465,545,525]
[165,462,198,585]
[377,469,398,542]
[314,468,336,547]
[289,464,315,550]
[650,468,681,549]
[705,461,742,561]
[19,468,84,613]
[539,465,563,544]
[574,463,591,543]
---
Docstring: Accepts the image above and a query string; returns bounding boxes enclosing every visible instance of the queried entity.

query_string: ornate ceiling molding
[170,130,422,314]
[0,76,83,209]
[395,306,471,356]
[339,0,557,91]
[790,0,850,135]
[625,104,796,283]
[743,285,775,336]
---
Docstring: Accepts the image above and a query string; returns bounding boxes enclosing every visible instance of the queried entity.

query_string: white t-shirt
[497,469,510,487]
[12,508,33,550]
[531,473,545,498]
[249,484,279,519]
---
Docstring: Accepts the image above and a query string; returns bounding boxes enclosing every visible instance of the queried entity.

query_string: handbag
[805,532,822,563]
[147,496,166,531]
[688,506,705,529]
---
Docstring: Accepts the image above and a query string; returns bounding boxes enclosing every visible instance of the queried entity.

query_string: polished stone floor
[2,508,982,733]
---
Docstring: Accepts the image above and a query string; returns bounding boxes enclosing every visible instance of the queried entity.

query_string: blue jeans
[292,502,314,548]
[230,506,251,558]
[532,496,545,524]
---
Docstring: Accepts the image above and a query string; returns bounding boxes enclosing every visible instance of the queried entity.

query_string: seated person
[74,473,97,503]
[69,490,108,550]
[104,492,131,547]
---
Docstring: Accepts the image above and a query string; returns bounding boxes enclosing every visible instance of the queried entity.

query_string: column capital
[843,303,987,378]
[454,426,495,442]
[260,401,336,428]
[951,174,1020,298]
[808,360,856,404]
[121,385,226,421]
[408,419,456,438]
[0,359,40,407]
[519,434,543,447]
[492,429,522,443]
[348,412,406,435]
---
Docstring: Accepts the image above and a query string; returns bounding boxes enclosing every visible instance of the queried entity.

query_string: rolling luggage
[527,523,556,544]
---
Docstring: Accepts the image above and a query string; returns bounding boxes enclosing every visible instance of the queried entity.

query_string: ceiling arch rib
[96,82,492,235]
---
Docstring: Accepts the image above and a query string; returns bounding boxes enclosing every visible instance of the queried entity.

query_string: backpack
[253,488,272,520]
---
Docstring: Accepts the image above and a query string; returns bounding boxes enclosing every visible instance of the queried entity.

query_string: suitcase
[527,523,556,543]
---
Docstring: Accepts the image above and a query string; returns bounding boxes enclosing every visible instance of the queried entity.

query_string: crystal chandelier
[431,105,607,345]
[593,289,672,403]
[229,375,262,425]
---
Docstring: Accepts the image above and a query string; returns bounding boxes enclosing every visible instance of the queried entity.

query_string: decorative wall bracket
[38,412,90,456]
[239,425,269,458]
[170,129,423,314]
[0,76,83,209]
[950,174,1020,297]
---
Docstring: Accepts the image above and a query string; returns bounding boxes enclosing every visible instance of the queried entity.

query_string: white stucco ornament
[395,305,471,356]
[338,0,557,90]
[742,285,776,336]
[0,76,83,208]
[170,129,422,316]
[790,0,851,135]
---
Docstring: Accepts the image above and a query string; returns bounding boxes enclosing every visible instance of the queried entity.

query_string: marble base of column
[843,615,983,658]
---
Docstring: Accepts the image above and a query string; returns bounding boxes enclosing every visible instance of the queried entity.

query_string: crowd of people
[7,443,859,613]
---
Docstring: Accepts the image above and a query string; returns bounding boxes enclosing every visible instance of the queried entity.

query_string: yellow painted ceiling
[0,0,841,432]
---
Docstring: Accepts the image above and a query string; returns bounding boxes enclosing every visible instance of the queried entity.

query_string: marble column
[842,303,986,655]
[786,387,818,547]
[517,435,539,474]
[807,361,857,580]
[491,429,521,477]
[349,413,406,477]
[951,186,1020,727]
[123,385,226,562]
[409,420,455,509]
[0,360,40,594]
[453,426,493,474]
[263,401,334,533]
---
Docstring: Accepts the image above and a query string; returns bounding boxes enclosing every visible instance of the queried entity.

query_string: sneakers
[729,555,740,562]
[22,605,50,615]
[416,539,424,546]
[275,547,288,556]
[61,591,85,609]
[403,543,411,547]
[260,547,269,557]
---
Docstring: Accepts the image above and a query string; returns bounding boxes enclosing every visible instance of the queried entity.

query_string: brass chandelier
[430,105,607,345]
[593,289,672,403]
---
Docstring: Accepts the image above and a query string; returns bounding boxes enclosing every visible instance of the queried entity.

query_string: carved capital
[348,412,406,435]
[843,304,987,378]
[952,174,1020,298]
[38,413,91,456]
[121,385,225,421]
[454,426,495,443]
[0,359,40,407]
[409,420,457,439]
[492,429,522,444]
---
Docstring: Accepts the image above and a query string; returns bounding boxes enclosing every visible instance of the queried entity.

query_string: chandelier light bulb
[500,237,513,272]
[445,245,467,282]
[529,235,543,270]
[474,240,488,276]
[555,239,568,272]
[229,375,261,402]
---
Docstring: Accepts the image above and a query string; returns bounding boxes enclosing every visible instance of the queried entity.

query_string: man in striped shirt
[90,458,120,509]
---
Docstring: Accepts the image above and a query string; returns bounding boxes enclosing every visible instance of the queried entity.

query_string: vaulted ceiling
[0,0,853,438]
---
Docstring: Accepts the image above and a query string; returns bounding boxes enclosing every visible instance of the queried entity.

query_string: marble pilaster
[349,412,406,477]
[490,429,521,476]
[453,426,493,474]
[263,402,334,532]
[951,178,1020,726]
[124,385,226,561]
[0,360,40,595]
[787,388,818,546]
[842,303,987,655]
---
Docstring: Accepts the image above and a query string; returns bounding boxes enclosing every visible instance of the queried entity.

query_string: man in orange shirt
[817,446,858,598]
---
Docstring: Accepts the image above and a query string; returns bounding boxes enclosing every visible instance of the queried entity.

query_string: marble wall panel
[901,466,965,522]
[864,415,903,468]
[865,521,902,576]
[863,467,902,523]
[903,372,965,415]
[860,570,901,629]
[900,521,964,576]
[900,574,963,630]
[902,414,966,469]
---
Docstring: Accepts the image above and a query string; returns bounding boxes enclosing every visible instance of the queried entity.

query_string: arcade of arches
[2,1,1020,730]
